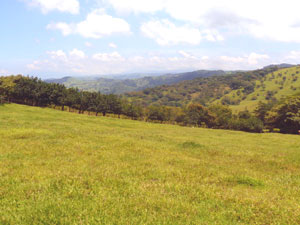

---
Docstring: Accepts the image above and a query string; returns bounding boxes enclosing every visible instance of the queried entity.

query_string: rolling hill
[1,104,300,224]
[45,70,226,94]
[126,65,300,112]
[125,67,278,107]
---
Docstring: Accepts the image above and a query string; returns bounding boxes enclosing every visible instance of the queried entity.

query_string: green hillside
[1,104,300,224]
[126,67,279,107]
[126,66,300,114]
[216,66,300,112]
[46,70,226,94]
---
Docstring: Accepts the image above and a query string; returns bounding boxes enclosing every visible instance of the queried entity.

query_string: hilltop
[1,103,300,224]
[263,63,295,69]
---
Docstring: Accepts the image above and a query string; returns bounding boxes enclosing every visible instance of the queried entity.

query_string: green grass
[1,104,300,224]
[215,66,300,112]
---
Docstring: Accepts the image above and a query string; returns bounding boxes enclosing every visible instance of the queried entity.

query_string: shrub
[230,117,264,133]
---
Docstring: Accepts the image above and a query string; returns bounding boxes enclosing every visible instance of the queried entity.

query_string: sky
[1,0,300,78]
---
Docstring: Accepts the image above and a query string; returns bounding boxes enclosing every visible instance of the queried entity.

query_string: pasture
[0,104,300,224]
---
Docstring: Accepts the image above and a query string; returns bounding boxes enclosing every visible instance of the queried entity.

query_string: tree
[147,105,166,122]
[122,102,143,120]
[95,94,109,116]
[209,104,232,129]
[254,101,276,123]
[0,79,5,104]
[107,94,122,117]
[65,88,80,112]
[265,96,300,133]
[78,91,92,114]
[238,110,252,119]
[184,104,215,127]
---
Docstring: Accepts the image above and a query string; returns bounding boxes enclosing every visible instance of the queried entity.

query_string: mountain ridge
[45,70,227,94]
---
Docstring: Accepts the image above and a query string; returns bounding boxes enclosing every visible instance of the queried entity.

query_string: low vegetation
[1,104,300,224]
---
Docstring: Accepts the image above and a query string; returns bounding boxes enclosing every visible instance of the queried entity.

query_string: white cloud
[286,51,300,60]
[47,23,73,36]
[106,0,300,43]
[220,56,244,63]
[47,9,131,38]
[104,0,165,14]
[109,43,117,48]
[284,51,300,64]
[248,53,269,65]
[76,9,130,38]
[27,49,274,76]
[141,19,221,45]
[178,51,197,59]
[27,61,41,70]
[69,49,86,59]
[47,50,67,60]
[26,0,79,14]
[85,42,92,47]
[93,51,124,61]
[220,53,270,69]
[0,69,8,75]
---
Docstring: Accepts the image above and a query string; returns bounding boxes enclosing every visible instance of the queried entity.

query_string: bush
[230,117,264,133]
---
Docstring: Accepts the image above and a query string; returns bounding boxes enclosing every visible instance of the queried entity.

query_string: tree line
[1,75,299,134]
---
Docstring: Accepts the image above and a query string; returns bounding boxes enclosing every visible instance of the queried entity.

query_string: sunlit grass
[1,104,300,224]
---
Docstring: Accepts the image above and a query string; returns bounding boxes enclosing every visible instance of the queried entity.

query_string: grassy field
[214,66,300,113]
[1,104,300,224]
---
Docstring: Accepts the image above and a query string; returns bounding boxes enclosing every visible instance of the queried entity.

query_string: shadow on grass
[180,141,206,149]
[226,176,265,187]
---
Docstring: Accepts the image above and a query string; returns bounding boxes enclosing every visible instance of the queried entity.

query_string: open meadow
[1,104,300,224]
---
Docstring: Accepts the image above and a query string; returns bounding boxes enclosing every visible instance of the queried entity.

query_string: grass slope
[1,104,300,224]
[216,66,300,112]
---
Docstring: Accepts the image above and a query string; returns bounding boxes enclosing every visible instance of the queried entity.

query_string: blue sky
[1,0,300,78]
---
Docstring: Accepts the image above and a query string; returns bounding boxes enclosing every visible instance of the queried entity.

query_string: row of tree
[0,75,132,117]
[1,75,299,134]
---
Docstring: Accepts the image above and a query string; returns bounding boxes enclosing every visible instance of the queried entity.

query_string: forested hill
[125,67,289,107]
[45,70,226,94]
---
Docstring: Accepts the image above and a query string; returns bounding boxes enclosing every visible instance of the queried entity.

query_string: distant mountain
[45,76,73,84]
[45,70,226,94]
[263,63,295,69]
